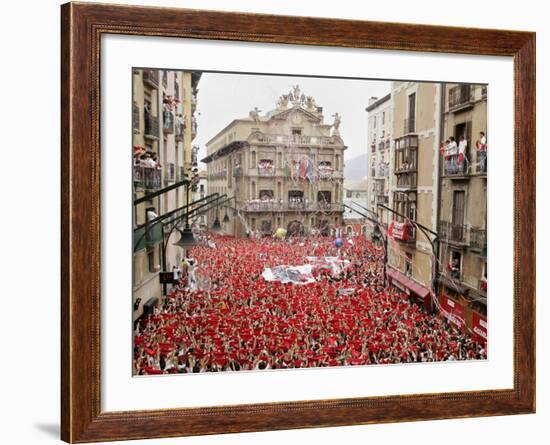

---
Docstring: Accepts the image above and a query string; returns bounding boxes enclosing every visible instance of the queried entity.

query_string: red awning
[386,267,430,299]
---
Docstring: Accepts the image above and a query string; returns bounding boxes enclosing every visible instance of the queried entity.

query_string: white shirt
[447,141,458,155]
[458,139,468,154]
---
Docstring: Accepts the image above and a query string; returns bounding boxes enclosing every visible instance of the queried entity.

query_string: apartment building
[132,69,201,320]
[386,81,442,312]
[437,83,488,341]
[366,94,392,226]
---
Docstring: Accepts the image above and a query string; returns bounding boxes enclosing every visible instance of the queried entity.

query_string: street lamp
[173,226,196,249]
[211,216,222,232]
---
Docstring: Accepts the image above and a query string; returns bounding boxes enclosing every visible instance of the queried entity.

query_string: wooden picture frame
[61,2,535,442]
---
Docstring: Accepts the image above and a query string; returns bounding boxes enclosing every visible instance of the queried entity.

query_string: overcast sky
[193,72,390,165]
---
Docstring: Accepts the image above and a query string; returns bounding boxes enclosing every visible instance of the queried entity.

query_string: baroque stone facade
[203,86,346,237]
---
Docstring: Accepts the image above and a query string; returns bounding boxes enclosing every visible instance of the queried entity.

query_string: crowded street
[133,234,487,375]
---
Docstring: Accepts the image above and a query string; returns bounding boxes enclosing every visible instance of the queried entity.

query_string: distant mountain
[344,153,368,181]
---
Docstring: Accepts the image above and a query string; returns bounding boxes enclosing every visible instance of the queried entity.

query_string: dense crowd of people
[133,234,487,375]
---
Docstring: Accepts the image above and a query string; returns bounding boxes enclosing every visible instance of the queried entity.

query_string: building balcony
[439,221,468,245]
[470,227,487,250]
[243,201,344,213]
[143,69,159,88]
[394,136,418,187]
[133,165,161,190]
[443,153,470,178]
[132,102,140,134]
[164,162,175,182]
[317,202,344,212]
[476,150,487,175]
[177,166,186,182]
[144,113,159,139]
[251,133,336,147]
[175,124,184,141]
[376,195,389,205]
[448,84,473,111]
[258,167,275,177]
[395,172,417,189]
[162,111,174,134]
[318,168,334,180]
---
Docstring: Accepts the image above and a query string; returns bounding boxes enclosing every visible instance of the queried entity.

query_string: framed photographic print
[61,2,535,443]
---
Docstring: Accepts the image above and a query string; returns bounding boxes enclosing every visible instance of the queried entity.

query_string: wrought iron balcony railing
[175,123,184,141]
[143,69,159,88]
[258,167,275,177]
[133,165,161,190]
[164,163,175,182]
[144,113,159,139]
[443,153,470,177]
[395,173,417,189]
[448,84,473,110]
[470,227,487,250]
[439,221,468,244]
[162,111,174,134]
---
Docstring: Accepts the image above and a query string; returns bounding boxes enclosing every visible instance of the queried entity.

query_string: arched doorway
[287,220,304,236]
[318,219,330,236]
[260,220,272,235]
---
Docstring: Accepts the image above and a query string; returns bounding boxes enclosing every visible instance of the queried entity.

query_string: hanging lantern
[173,227,196,248]
[222,212,230,223]
[211,217,222,232]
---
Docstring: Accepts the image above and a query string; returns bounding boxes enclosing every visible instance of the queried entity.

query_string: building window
[405,253,413,277]
[317,191,332,208]
[452,190,466,226]
[346,190,352,198]
[373,116,377,128]
[448,249,462,279]
[292,128,302,135]
[406,93,416,133]
[382,112,385,125]
[259,190,274,200]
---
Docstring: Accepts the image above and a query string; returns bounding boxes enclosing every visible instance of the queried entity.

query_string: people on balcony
[476,131,487,173]
[317,162,333,178]
[137,152,161,169]
[457,136,468,172]
[258,160,275,176]
[441,136,466,174]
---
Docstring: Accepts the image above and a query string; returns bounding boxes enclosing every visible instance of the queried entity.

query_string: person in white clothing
[447,137,458,173]
[183,257,197,290]
[457,136,468,173]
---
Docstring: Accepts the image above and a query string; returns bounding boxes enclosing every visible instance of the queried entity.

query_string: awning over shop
[386,267,430,299]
